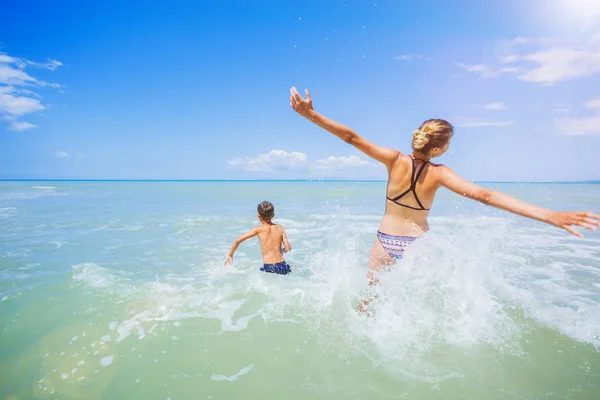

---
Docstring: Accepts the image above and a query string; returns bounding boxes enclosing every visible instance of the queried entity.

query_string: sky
[1,0,599,181]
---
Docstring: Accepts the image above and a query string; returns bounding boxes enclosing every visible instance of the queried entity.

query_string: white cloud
[311,155,376,171]
[553,107,570,113]
[0,64,60,88]
[0,87,45,115]
[454,62,518,79]
[0,54,16,64]
[517,47,600,84]
[26,59,62,71]
[395,54,423,61]
[310,155,383,179]
[500,55,519,64]
[455,120,515,128]
[0,51,62,131]
[9,121,37,131]
[51,151,69,158]
[456,32,600,85]
[555,97,600,137]
[484,102,506,110]
[227,151,382,178]
[555,116,600,136]
[16,88,42,99]
[585,98,600,110]
[227,150,308,172]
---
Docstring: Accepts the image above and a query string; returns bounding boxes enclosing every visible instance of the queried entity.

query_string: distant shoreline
[1,179,599,184]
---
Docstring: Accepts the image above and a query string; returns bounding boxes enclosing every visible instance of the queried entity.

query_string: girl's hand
[224,256,233,266]
[549,211,599,237]
[290,87,313,118]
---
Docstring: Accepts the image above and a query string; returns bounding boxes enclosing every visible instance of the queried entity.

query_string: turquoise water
[1,181,599,399]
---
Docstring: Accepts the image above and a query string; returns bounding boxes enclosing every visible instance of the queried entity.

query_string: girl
[289,87,599,286]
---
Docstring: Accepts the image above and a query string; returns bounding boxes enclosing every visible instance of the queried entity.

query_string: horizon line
[1,179,599,184]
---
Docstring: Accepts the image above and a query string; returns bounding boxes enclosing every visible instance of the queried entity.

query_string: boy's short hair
[257,201,275,220]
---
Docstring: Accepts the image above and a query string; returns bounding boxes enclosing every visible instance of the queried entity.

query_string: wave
[69,210,600,374]
[33,186,57,190]
[0,207,17,217]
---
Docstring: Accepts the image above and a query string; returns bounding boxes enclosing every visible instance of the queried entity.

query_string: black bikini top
[386,156,430,211]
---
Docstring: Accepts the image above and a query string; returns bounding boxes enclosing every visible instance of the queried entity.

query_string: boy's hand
[224,256,233,266]
[549,211,599,237]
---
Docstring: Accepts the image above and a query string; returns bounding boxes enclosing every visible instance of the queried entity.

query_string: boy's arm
[281,228,291,253]
[224,228,259,265]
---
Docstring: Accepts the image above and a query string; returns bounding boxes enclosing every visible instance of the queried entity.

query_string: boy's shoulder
[256,223,284,232]
[255,223,281,231]
[267,223,285,232]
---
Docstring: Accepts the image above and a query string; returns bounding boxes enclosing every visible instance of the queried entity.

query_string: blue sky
[1,0,599,181]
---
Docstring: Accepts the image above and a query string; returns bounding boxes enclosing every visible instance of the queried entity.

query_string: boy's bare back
[255,223,288,264]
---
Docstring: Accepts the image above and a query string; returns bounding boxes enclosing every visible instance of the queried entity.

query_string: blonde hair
[412,119,454,153]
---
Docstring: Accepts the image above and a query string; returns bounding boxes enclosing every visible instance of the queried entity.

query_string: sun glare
[547,0,600,29]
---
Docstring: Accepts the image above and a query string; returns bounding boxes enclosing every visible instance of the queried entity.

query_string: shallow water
[1,181,599,399]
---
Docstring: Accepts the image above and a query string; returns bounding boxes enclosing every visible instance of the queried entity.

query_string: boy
[224,201,292,275]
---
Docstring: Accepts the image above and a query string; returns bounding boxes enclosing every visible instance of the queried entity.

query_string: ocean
[1,181,599,399]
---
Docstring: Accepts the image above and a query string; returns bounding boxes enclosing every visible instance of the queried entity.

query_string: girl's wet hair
[257,201,275,220]
[412,119,454,153]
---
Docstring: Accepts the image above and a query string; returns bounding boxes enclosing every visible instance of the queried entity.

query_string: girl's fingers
[576,221,597,230]
[564,225,583,237]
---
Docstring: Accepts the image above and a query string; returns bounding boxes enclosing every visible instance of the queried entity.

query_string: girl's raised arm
[290,87,400,168]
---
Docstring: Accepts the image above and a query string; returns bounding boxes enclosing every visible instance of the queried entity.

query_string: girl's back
[382,155,443,235]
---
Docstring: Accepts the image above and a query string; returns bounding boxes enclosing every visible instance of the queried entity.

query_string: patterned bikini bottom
[376,230,417,260]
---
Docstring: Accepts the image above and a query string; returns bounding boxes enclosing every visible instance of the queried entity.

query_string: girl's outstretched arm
[438,166,600,236]
[290,87,400,168]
